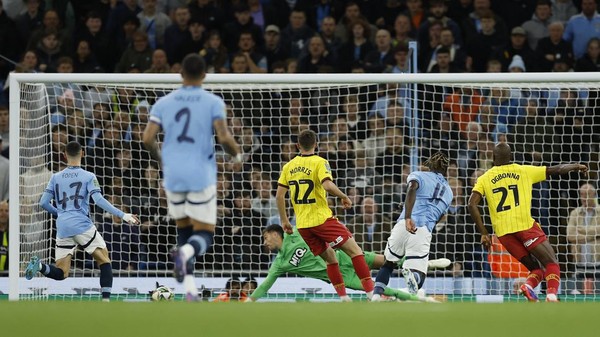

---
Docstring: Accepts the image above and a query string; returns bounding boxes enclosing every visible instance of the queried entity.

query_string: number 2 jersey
[149,86,226,192]
[44,167,101,238]
[277,154,333,229]
[399,171,453,232]
[472,163,546,237]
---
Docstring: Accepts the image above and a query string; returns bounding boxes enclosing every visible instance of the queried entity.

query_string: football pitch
[1,301,598,337]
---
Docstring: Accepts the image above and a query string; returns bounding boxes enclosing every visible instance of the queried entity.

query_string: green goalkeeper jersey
[250,230,375,300]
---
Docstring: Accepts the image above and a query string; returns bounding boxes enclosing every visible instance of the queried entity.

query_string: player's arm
[249,271,280,301]
[142,121,162,163]
[39,191,58,217]
[213,119,242,162]
[467,191,491,251]
[276,185,293,234]
[403,180,418,234]
[91,192,139,224]
[322,180,352,209]
[546,163,588,178]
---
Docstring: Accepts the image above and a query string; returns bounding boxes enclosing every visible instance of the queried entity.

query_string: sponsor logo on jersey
[289,248,307,267]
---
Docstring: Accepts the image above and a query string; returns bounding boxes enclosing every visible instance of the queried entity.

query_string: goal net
[6,73,599,302]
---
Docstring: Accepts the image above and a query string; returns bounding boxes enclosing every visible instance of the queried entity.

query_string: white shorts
[383,220,432,274]
[166,184,217,225]
[55,226,107,260]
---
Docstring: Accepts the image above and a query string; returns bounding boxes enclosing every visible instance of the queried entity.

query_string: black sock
[99,263,113,300]
[374,263,394,296]
[177,227,193,247]
[188,230,214,256]
[43,264,65,280]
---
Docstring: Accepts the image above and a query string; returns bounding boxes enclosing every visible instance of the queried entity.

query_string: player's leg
[26,236,75,280]
[319,246,350,301]
[401,226,432,295]
[528,240,560,302]
[332,219,373,298]
[373,220,408,300]
[499,233,542,302]
[90,248,112,302]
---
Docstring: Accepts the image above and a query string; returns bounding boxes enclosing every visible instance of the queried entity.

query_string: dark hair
[57,56,73,66]
[437,47,450,55]
[263,224,284,238]
[181,53,206,80]
[65,141,82,157]
[298,129,317,150]
[243,277,258,288]
[424,151,450,173]
[225,277,242,290]
[537,0,552,7]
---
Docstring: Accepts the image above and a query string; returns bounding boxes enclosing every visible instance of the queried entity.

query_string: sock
[526,269,544,289]
[326,263,347,297]
[99,263,113,300]
[183,275,197,295]
[42,264,64,280]
[544,263,560,295]
[187,230,214,257]
[383,287,419,301]
[177,227,193,247]
[374,264,393,296]
[351,255,374,293]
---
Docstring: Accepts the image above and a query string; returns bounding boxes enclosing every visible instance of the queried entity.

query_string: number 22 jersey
[277,154,333,229]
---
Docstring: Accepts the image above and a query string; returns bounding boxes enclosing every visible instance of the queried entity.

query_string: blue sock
[177,227,193,247]
[188,230,214,257]
[42,264,64,280]
[374,264,394,296]
[99,263,112,300]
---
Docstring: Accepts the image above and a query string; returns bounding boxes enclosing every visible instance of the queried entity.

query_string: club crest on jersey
[289,248,307,267]
[325,163,331,173]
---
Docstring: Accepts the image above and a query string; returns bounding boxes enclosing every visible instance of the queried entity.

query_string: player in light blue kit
[25,141,139,301]
[372,152,453,301]
[143,53,241,300]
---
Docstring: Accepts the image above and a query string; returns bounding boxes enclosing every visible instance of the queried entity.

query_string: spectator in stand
[425,27,468,72]
[35,29,64,73]
[552,0,578,23]
[251,174,277,219]
[335,2,377,43]
[87,102,110,148]
[364,29,394,73]
[493,26,538,72]
[297,35,336,73]
[15,0,42,45]
[144,49,170,73]
[115,31,153,73]
[248,0,277,31]
[27,9,71,53]
[405,0,425,32]
[187,0,225,32]
[66,108,87,146]
[489,87,524,126]
[419,20,443,68]
[348,197,391,254]
[319,16,341,60]
[344,149,377,195]
[361,115,386,161]
[0,135,7,199]
[456,121,481,180]
[262,25,289,72]
[280,9,315,58]
[427,47,462,73]
[423,112,460,161]
[105,0,141,40]
[138,0,171,49]
[223,3,263,53]
[372,0,404,29]
[47,123,69,172]
[567,183,600,293]
[390,43,409,73]
[286,58,298,73]
[536,21,573,72]
[508,99,555,164]
[418,0,463,49]
[462,0,507,44]
[375,127,410,183]
[200,30,229,73]
[87,124,121,186]
[75,11,113,73]
[486,58,502,73]
[229,52,249,73]
[338,18,374,73]
[176,16,206,61]
[0,1,21,79]
[385,100,408,130]
[575,37,600,71]
[213,277,248,302]
[100,200,140,271]
[235,31,267,73]
[114,15,141,56]
[73,40,102,73]
[466,10,507,72]
[163,6,191,64]
[522,0,554,50]
[391,13,414,47]
[508,54,527,72]
[564,0,600,59]
[444,87,484,134]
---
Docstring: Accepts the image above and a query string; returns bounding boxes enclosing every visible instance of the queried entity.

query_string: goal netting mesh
[9,75,600,302]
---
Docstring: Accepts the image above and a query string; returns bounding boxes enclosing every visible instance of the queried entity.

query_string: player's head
[64,141,83,161]
[181,53,206,82]
[493,142,512,166]
[424,151,449,175]
[297,129,317,152]
[262,224,284,251]
[242,277,258,293]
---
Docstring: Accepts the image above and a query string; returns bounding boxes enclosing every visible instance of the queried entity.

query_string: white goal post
[7,72,600,301]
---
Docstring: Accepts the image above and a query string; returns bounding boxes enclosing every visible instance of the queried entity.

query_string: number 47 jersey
[44,167,100,238]
[150,86,226,192]
[472,163,546,237]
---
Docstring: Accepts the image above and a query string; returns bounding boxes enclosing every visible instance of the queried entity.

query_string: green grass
[1,301,598,337]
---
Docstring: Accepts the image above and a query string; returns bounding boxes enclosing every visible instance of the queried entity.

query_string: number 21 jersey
[150,86,226,192]
[472,163,546,236]
[278,154,333,229]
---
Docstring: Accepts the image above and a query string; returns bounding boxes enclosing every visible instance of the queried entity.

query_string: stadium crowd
[0,0,599,294]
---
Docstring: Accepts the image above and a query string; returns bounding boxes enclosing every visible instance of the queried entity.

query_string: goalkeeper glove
[232,153,243,163]
[123,213,140,225]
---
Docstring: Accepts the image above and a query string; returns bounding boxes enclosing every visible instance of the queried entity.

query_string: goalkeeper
[249,225,447,302]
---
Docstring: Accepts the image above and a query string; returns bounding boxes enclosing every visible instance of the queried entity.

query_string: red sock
[526,269,544,288]
[544,263,560,295]
[351,255,374,293]
[326,263,347,297]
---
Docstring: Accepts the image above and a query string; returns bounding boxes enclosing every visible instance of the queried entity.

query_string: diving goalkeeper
[249,225,448,301]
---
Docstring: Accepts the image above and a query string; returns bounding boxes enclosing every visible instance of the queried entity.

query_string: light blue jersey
[399,171,453,232]
[44,167,101,238]
[150,86,226,192]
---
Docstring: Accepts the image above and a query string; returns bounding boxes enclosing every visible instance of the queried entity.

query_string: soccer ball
[151,286,174,301]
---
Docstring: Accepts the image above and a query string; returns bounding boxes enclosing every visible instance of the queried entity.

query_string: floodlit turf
[1,301,598,337]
